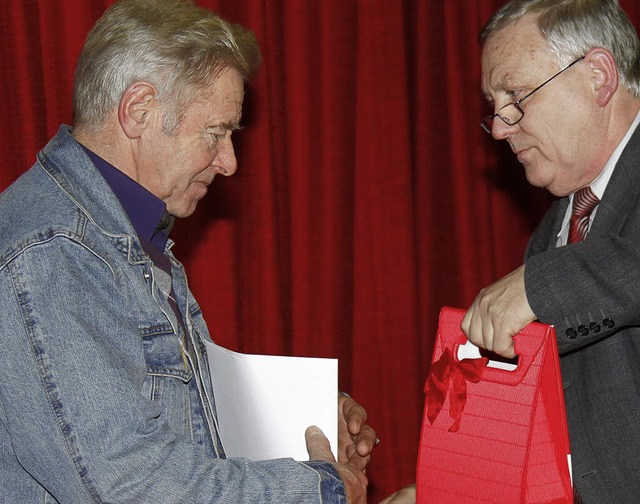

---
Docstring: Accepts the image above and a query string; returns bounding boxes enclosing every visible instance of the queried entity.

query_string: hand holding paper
[203,337,377,503]
[306,426,368,504]
[338,393,377,469]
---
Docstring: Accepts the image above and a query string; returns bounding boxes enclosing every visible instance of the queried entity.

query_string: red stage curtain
[2,1,639,501]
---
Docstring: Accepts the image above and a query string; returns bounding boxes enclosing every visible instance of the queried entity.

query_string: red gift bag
[416,307,573,503]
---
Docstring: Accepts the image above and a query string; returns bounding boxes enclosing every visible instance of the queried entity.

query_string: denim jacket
[0,126,346,503]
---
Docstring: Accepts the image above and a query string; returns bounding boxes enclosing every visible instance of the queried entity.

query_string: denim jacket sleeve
[0,229,347,503]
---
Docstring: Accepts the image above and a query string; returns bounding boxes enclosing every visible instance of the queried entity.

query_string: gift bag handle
[436,307,554,386]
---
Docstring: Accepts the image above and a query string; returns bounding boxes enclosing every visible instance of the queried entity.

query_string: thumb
[305,425,336,462]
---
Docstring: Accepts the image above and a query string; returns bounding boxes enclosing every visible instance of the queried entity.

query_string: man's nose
[491,117,519,140]
[215,137,237,176]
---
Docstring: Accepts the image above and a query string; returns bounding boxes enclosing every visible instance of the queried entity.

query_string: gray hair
[481,0,640,97]
[73,0,262,133]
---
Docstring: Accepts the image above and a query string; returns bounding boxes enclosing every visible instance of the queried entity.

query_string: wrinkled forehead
[481,15,556,97]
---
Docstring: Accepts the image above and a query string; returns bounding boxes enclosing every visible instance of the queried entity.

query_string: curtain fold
[2,1,639,500]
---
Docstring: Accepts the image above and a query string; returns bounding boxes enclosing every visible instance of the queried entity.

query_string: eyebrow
[208,121,242,131]
[482,72,523,103]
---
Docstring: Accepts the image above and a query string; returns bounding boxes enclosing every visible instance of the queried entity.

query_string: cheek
[174,148,213,183]
[182,152,217,187]
[530,119,571,163]
[193,144,217,168]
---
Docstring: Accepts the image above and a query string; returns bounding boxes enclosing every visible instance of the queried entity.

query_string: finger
[341,397,367,434]
[461,305,473,336]
[346,450,371,472]
[481,314,495,353]
[492,326,517,358]
[346,443,357,461]
[495,342,517,359]
[378,484,416,504]
[378,490,403,504]
[354,424,377,456]
[305,425,336,463]
[463,303,485,350]
[471,295,498,353]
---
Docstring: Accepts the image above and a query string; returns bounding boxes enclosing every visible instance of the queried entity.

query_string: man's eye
[507,89,523,100]
[208,132,226,143]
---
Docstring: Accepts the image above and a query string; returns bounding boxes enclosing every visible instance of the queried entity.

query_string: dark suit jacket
[524,125,640,503]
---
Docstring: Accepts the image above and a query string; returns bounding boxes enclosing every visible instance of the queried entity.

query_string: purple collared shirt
[81,145,171,254]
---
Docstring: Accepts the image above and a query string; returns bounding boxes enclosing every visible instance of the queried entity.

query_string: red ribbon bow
[425,347,488,432]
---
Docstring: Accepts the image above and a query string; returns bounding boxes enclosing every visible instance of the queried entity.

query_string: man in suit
[463,0,640,502]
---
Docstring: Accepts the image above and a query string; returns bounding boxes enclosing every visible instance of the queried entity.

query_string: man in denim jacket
[0,1,375,502]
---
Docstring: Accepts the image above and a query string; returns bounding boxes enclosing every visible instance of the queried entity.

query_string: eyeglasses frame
[481,56,585,134]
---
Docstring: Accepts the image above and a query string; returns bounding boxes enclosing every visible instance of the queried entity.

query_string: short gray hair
[481,0,640,97]
[73,0,262,132]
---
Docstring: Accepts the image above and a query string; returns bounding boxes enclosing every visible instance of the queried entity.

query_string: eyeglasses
[481,56,584,134]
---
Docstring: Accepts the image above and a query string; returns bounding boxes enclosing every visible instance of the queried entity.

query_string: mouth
[513,147,531,163]
[190,179,211,198]
[190,167,219,194]
[195,175,214,187]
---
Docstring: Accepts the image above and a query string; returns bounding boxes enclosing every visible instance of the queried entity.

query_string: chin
[169,190,205,218]
[173,206,197,219]
[165,201,196,218]
[523,164,554,191]
[524,173,547,190]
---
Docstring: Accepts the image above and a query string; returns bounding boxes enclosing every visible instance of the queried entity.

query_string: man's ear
[586,48,619,107]
[118,81,158,139]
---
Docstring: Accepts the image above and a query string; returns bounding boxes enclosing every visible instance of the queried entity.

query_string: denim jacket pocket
[140,322,192,382]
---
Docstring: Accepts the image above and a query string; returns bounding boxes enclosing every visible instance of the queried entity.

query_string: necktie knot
[568,186,599,244]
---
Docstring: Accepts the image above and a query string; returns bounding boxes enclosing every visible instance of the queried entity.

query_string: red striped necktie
[568,186,600,244]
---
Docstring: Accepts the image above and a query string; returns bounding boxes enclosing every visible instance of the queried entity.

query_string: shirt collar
[80,145,172,251]
[588,108,640,200]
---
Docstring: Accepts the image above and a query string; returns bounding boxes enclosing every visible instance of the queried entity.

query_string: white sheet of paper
[204,339,338,461]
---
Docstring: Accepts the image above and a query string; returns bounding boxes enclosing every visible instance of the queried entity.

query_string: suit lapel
[588,124,640,239]
[526,197,568,258]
